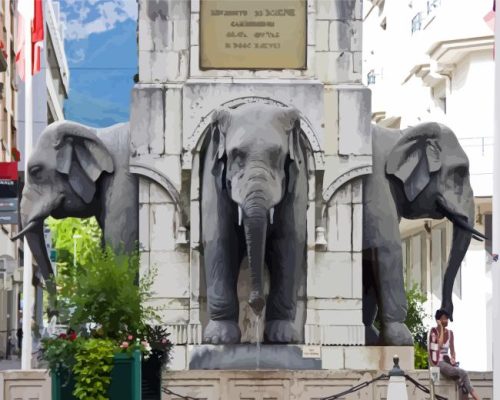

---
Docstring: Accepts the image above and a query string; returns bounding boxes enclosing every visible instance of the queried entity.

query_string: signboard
[0,198,18,211]
[302,345,322,359]
[0,211,18,225]
[0,179,18,198]
[200,0,307,69]
[0,162,19,224]
[0,162,18,180]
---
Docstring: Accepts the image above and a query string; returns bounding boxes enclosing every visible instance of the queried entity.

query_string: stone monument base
[171,345,415,371]
[162,370,493,400]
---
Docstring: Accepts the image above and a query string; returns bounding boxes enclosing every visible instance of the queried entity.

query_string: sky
[59,0,138,127]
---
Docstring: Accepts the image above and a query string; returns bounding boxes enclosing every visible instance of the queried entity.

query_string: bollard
[429,366,440,400]
[387,355,409,400]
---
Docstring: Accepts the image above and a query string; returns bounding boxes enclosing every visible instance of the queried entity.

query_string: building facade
[363,0,494,370]
[0,0,69,361]
[0,0,20,361]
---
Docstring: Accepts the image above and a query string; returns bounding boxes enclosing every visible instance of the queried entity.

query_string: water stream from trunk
[255,315,261,369]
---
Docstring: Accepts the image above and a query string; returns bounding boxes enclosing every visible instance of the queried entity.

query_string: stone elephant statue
[201,103,309,344]
[12,121,138,305]
[362,122,485,345]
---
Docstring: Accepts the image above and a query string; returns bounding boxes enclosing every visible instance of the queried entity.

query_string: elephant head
[12,121,114,283]
[210,103,302,315]
[386,122,486,319]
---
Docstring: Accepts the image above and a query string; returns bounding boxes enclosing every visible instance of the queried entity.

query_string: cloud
[61,0,137,41]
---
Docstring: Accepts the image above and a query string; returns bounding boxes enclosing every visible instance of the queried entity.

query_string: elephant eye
[29,165,43,180]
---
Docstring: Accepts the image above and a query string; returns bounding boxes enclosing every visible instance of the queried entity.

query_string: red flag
[31,0,43,75]
[15,0,44,80]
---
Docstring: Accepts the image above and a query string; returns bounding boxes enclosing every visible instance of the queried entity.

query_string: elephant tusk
[238,206,243,226]
[10,220,39,241]
[436,198,488,240]
[269,208,274,225]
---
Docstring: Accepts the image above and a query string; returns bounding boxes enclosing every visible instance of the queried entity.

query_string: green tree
[405,284,430,369]
[46,217,102,322]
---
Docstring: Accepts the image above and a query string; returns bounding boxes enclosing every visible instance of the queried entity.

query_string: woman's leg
[438,362,480,400]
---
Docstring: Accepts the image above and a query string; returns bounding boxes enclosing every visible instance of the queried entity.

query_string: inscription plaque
[200,0,307,70]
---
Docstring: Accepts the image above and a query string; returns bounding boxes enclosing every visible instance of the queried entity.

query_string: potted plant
[39,244,169,400]
[139,325,173,400]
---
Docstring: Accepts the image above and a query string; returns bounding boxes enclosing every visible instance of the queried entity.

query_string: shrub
[405,284,430,369]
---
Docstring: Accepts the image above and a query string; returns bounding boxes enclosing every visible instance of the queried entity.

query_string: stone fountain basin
[189,345,321,370]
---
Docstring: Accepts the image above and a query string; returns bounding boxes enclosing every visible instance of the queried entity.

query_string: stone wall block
[316,51,360,84]
[165,87,183,154]
[138,178,150,203]
[317,0,362,21]
[173,19,190,51]
[352,204,363,252]
[329,20,362,52]
[190,13,199,46]
[352,252,363,298]
[166,51,181,81]
[312,252,352,298]
[150,181,174,204]
[315,21,329,51]
[323,86,339,155]
[130,86,165,155]
[317,309,363,325]
[150,203,176,251]
[139,203,150,251]
[338,86,372,155]
[326,203,352,252]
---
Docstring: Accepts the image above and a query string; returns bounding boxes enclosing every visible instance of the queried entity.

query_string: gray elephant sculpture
[201,103,309,344]
[363,122,485,345]
[12,121,138,304]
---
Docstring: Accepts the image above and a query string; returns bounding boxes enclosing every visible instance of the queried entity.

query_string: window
[427,0,441,15]
[367,70,376,85]
[411,12,422,34]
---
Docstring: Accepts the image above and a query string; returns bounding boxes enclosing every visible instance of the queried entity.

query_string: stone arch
[185,96,324,170]
[187,97,319,344]
[129,162,183,226]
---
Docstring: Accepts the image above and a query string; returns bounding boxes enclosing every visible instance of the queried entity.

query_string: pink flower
[141,341,149,346]
[161,339,167,344]
[127,335,134,341]
[120,341,129,349]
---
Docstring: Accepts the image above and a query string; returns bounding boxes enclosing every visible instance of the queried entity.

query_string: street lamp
[73,234,82,268]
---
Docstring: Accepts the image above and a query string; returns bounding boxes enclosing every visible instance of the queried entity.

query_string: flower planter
[51,350,141,400]
[141,353,163,400]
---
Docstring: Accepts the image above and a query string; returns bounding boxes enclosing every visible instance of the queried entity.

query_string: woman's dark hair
[435,308,450,320]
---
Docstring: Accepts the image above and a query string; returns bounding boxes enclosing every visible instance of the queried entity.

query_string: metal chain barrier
[320,374,389,400]
[404,374,448,400]
[162,372,450,400]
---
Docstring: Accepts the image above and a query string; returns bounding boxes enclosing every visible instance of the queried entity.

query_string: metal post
[387,355,408,400]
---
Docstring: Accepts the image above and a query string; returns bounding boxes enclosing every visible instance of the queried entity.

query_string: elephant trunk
[242,193,268,316]
[437,196,486,320]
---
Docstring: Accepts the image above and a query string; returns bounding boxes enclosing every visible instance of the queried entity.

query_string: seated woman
[428,309,480,400]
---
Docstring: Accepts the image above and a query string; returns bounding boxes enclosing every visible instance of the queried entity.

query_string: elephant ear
[210,107,232,179]
[53,121,114,204]
[282,107,302,193]
[386,122,442,202]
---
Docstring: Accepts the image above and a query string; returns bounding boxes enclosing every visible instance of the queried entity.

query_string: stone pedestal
[177,345,414,371]
[162,369,493,400]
